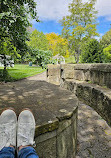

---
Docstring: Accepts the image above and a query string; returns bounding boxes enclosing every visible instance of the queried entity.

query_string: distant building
[52,54,65,64]
[0,55,14,67]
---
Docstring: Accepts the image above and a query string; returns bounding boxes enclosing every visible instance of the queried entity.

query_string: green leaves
[80,39,103,63]
[25,48,53,69]
[100,29,111,48]
[103,45,111,63]
[60,0,98,63]
[27,30,49,51]
[0,0,38,53]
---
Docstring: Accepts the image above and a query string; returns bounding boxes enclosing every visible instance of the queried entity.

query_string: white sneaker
[0,109,17,150]
[17,109,35,147]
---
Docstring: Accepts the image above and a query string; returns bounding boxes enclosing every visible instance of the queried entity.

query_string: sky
[31,0,111,39]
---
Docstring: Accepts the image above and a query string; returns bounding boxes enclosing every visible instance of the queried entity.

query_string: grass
[0,64,45,82]
[65,56,76,64]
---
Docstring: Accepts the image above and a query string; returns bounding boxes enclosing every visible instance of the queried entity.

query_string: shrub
[80,39,103,63]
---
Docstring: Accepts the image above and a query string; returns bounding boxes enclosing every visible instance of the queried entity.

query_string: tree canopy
[46,32,69,57]
[103,45,111,63]
[80,38,103,63]
[60,0,98,63]
[27,30,49,51]
[100,29,111,48]
[0,0,38,56]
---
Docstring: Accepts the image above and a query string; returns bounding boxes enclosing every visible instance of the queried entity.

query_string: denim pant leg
[18,147,39,158]
[0,147,15,158]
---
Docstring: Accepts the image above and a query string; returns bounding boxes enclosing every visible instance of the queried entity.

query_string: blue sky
[32,0,111,39]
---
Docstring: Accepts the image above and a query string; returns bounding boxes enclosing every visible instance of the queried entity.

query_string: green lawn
[65,56,76,64]
[0,64,45,81]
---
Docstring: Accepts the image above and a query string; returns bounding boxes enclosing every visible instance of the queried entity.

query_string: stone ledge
[60,64,111,88]
[61,79,111,127]
[61,63,111,72]
[0,80,78,158]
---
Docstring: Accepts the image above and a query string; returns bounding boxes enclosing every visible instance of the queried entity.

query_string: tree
[103,45,111,63]
[46,32,69,57]
[60,0,99,63]
[80,39,103,63]
[0,38,20,70]
[26,30,49,51]
[24,48,53,68]
[100,29,111,48]
[0,0,38,64]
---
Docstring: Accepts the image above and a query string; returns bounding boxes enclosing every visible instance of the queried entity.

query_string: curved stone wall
[61,64,111,89]
[0,80,78,158]
[35,107,78,158]
[47,64,111,126]
[61,79,111,126]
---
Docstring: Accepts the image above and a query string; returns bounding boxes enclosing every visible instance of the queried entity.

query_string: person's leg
[17,109,39,158]
[0,109,17,158]
[0,147,15,158]
[18,146,39,158]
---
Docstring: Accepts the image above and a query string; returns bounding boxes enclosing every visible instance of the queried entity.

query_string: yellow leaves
[46,33,69,57]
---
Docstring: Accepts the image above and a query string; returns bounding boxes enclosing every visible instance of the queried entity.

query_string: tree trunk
[74,50,80,63]
[3,54,8,81]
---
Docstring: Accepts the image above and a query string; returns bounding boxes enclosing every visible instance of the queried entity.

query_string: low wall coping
[61,63,111,72]
[0,80,78,136]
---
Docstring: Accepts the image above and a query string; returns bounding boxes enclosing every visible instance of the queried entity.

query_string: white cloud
[35,0,72,21]
[95,0,111,17]
[35,0,111,21]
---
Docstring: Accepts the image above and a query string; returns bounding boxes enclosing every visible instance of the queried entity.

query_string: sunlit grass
[65,56,76,64]
[0,64,45,81]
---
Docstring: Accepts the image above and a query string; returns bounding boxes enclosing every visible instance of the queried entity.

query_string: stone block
[73,70,84,81]
[61,64,74,79]
[47,64,60,85]
[35,136,57,158]
[84,70,91,81]
[57,125,75,158]
[104,72,111,88]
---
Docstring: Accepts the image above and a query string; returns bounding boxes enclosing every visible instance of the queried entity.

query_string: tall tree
[80,38,103,63]
[103,45,111,63]
[100,29,111,48]
[27,30,49,51]
[60,0,99,63]
[46,32,69,57]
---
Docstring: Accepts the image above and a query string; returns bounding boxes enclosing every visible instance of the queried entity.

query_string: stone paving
[76,102,111,158]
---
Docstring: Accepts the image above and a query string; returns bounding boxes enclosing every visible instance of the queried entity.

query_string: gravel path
[76,102,111,158]
[26,71,47,81]
[27,72,111,158]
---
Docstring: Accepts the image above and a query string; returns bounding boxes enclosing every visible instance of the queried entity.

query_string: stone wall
[60,64,111,89]
[35,107,78,158]
[0,79,78,158]
[47,64,60,85]
[47,64,111,126]
[62,79,111,126]
[47,63,111,88]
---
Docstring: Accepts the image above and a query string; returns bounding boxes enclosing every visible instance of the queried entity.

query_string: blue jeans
[0,147,39,158]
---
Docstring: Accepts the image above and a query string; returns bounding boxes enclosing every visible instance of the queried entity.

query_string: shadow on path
[0,72,111,158]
